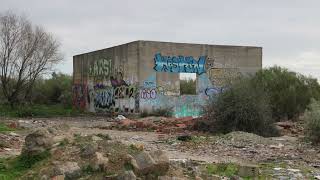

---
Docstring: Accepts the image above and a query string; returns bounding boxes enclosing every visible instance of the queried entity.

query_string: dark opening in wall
[180,73,196,95]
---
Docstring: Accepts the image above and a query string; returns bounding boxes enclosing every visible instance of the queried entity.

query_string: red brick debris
[115,116,201,134]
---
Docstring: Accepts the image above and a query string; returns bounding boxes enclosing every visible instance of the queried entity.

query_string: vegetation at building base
[199,66,320,137]
[304,99,320,144]
[251,66,320,121]
[140,107,174,118]
[203,77,279,137]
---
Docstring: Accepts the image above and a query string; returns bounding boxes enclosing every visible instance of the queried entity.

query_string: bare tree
[0,11,62,106]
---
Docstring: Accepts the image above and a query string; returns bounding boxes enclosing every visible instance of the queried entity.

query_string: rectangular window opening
[180,73,196,95]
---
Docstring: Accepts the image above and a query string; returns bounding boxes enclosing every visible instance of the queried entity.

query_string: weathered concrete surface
[73,40,262,117]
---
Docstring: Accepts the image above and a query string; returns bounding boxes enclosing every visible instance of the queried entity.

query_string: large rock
[80,143,98,158]
[149,150,169,173]
[158,176,185,180]
[53,161,81,179]
[131,150,169,176]
[22,129,53,155]
[90,152,109,170]
[117,170,136,180]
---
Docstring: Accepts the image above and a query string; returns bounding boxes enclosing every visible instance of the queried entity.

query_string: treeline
[0,72,72,106]
[0,73,75,117]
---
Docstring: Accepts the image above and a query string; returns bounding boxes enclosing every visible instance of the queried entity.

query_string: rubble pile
[111,116,200,134]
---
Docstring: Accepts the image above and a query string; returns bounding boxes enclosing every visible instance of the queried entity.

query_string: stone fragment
[117,170,136,180]
[22,128,53,155]
[131,150,169,176]
[90,152,109,170]
[158,176,185,180]
[53,161,81,179]
[80,143,98,158]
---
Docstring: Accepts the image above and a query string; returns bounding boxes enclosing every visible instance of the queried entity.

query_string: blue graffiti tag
[153,53,206,75]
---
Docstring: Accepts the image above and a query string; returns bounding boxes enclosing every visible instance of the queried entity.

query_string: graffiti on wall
[72,84,88,109]
[93,86,115,110]
[89,59,112,80]
[75,51,244,118]
[88,82,138,113]
[153,53,206,75]
[206,57,241,88]
[140,89,157,99]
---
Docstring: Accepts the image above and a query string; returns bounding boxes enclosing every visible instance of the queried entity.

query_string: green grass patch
[206,163,238,177]
[0,150,51,179]
[0,123,15,133]
[0,104,84,118]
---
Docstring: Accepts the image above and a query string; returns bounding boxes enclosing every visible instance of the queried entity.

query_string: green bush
[205,77,279,137]
[0,104,81,118]
[251,66,320,121]
[304,99,320,144]
[180,79,196,95]
[32,72,72,107]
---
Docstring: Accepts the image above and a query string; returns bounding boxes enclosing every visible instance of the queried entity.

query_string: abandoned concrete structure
[73,40,262,117]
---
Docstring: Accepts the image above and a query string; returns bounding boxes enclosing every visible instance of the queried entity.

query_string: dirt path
[70,127,228,163]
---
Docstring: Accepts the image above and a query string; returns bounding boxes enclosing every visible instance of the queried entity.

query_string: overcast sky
[1,0,319,80]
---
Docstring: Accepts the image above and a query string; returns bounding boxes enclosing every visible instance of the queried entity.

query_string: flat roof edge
[73,40,262,57]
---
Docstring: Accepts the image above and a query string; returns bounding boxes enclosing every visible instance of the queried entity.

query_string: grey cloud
[1,0,319,80]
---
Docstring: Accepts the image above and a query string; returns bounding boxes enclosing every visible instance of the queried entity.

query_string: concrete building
[73,40,262,117]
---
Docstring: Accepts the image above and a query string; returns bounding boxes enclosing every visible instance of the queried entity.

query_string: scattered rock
[92,135,103,142]
[269,143,284,149]
[287,168,300,172]
[53,161,81,179]
[149,150,169,173]
[90,152,109,170]
[9,132,19,137]
[131,150,169,176]
[117,170,136,180]
[131,151,155,175]
[275,121,294,129]
[80,143,98,158]
[51,175,65,180]
[22,129,53,155]
[116,115,127,120]
[158,176,185,180]
[105,174,118,180]
[207,175,222,180]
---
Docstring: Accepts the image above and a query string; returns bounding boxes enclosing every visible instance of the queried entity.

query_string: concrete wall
[73,41,140,113]
[73,40,262,117]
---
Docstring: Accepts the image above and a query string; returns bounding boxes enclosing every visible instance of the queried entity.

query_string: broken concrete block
[53,161,81,179]
[131,150,169,176]
[22,128,53,156]
[117,170,136,180]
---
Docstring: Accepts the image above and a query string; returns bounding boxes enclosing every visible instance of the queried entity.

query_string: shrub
[180,79,196,95]
[205,77,279,137]
[304,99,320,144]
[251,66,320,121]
[31,72,72,106]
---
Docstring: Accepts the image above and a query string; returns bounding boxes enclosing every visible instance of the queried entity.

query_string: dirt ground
[1,116,320,179]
